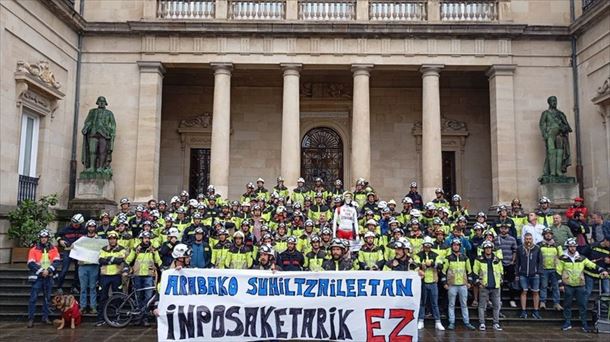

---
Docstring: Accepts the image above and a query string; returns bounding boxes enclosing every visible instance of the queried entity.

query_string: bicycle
[103,274,158,328]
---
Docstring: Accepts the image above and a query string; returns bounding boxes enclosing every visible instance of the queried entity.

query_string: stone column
[420,64,444,201]
[286,0,298,20]
[210,63,233,197]
[134,61,165,202]
[216,0,228,19]
[351,64,373,185]
[356,0,369,20]
[427,0,441,22]
[280,64,302,190]
[142,0,157,19]
[487,65,517,205]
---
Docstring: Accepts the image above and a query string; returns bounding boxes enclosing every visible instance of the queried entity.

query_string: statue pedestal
[69,177,116,213]
[538,182,579,207]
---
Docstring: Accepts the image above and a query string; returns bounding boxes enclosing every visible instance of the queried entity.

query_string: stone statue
[81,96,116,177]
[538,96,573,183]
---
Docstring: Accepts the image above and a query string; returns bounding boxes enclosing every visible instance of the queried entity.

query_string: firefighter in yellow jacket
[125,231,161,326]
[472,241,504,331]
[96,231,127,326]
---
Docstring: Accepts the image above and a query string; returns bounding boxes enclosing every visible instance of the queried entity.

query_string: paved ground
[0,322,608,342]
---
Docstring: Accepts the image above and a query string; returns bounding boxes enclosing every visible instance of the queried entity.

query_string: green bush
[8,194,57,247]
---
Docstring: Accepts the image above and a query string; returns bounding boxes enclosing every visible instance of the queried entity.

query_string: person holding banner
[358,231,385,271]
[322,238,354,271]
[415,236,445,331]
[125,231,162,327]
[277,236,305,271]
[383,239,418,271]
[27,229,61,328]
[96,231,127,327]
[256,244,279,271]
[442,238,476,331]
[56,213,86,294]
[304,235,327,271]
[78,220,103,314]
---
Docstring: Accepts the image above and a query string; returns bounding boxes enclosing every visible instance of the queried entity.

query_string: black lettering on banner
[338,309,354,340]
[260,306,276,338]
[211,305,225,338]
[244,307,258,338]
[329,307,337,340]
[301,308,316,338]
[196,305,211,337]
[289,308,303,339]
[178,305,195,340]
[274,308,288,339]
[315,308,329,339]
[225,306,244,337]
[166,304,176,340]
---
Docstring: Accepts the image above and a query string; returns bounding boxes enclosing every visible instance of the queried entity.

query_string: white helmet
[452,194,462,202]
[366,218,377,226]
[402,197,413,204]
[364,231,376,239]
[189,199,199,207]
[172,243,190,259]
[85,219,97,228]
[409,209,422,218]
[423,236,434,246]
[377,201,388,209]
[71,214,84,224]
[170,195,180,204]
[168,227,180,238]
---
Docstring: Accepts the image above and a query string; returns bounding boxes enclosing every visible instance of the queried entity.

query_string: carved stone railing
[440,0,498,21]
[157,0,216,19]
[229,1,286,19]
[369,1,427,21]
[299,0,356,20]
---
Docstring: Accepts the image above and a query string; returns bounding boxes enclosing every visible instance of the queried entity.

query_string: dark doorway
[300,127,344,188]
[442,151,456,199]
[189,148,211,196]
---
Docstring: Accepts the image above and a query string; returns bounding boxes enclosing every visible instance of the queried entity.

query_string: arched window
[300,127,344,187]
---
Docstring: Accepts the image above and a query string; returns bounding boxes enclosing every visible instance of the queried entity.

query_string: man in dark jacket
[322,238,354,271]
[405,182,424,210]
[568,212,590,253]
[277,236,304,271]
[516,233,543,319]
[56,214,86,294]
[189,228,211,269]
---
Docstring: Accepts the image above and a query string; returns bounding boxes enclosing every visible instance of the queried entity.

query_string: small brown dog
[51,294,82,329]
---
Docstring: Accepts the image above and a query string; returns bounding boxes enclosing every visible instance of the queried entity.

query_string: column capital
[351,64,374,76]
[211,62,233,75]
[420,64,444,76]
[137,61,166,75]
[281,63,302,76]
[486,64,516,78]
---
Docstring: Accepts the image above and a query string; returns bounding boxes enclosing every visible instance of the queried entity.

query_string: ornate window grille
[301,127,344,187]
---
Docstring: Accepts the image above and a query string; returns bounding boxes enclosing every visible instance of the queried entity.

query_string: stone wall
[0,0,78,262]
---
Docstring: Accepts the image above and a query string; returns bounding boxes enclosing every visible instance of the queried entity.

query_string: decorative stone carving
[411,116,469,135]
[179,113,212,128]
[15,60,65,118]
[16,61,62,89]
[596,77,610,97]
[300,82,352,99]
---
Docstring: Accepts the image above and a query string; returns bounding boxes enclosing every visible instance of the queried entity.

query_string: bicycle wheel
[104,293,136,328]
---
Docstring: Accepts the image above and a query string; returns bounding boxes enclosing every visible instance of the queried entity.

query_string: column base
[538,182,579,207]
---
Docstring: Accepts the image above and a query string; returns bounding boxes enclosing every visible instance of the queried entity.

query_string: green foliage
[7,194,57,247]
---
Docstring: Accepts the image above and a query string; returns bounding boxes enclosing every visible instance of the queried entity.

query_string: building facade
[1,0,609,262]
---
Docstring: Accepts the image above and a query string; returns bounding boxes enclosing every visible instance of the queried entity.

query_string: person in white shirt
[522,212,545,244]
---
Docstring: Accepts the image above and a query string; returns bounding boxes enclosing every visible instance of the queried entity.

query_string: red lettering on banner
[389,309,414,342]
[364,309,385,342]
[364,308,415,342]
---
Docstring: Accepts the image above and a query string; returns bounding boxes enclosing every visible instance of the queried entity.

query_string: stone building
[0,0,608,262]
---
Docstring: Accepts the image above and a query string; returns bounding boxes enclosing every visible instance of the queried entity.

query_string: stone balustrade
[440,0,498,21]
[369,1,427,21]
[156,0,502,22]
[229,1,286,19]
[157,0,216,19]
[299,1,356,21]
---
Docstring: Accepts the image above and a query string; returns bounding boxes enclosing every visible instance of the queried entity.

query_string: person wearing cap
[473,241,504,331]
[558,238,609,332]
[210,229,232,269]
[56,213,86,294]
[159,228,180,268]
[536,197,554,228]
[516,232,544,319]
[493,205,517,239]
[304,235,328,271]
[537,227,563,311]
[277,236,305,271]
[567,211,590,253]
[125,231,161,326]
[322,238,354,271]
[225,231,253,269]
[189,227,211,269]
[566,197,588,220]
[78,220,103,314]
[415,236,445,330]
[310,192,331,223]
[96,230,128,326]
[581,236,610,301]
[358,232,385,271]
[332,191,360,243]
[432,188,450,209]
[496,223,519,308]
[441,238,476,331]
[405,182,423,210]
[27,229,61,328]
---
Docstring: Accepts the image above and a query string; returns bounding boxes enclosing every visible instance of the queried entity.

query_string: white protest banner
[69,237,107,264]
[158,268,421,342]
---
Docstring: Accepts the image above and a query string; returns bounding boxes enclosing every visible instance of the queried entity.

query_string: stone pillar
[216,0,228,19]
[351,64,373,185]
[280,64,302,190]
[134,61,165,202]
[420,64,444,201]
[487,65,517,205]
[210,63,232,198]
[356,0,369,20]
[427,0,440,22]
[142,0,157,19]
[286,0,298,20]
